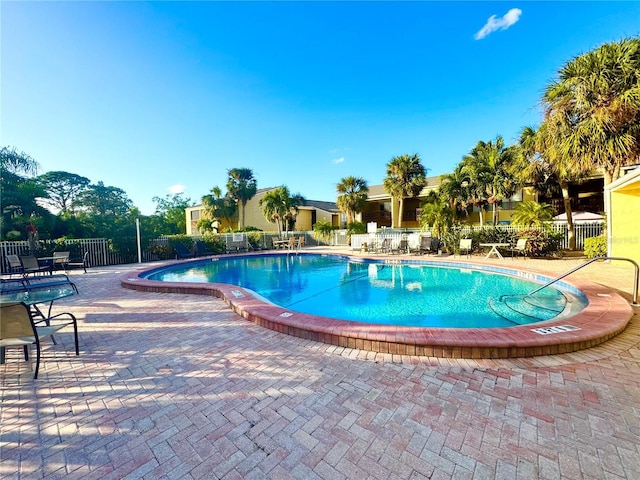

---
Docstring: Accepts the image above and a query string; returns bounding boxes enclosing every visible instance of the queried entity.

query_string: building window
[190,210,201,221]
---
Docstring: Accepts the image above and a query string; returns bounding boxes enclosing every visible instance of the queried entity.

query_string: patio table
[0,282,77,364]
[37,256,56,274]
[479,243,511,260]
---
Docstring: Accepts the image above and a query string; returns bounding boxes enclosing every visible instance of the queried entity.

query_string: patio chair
[19,256,51,276]
[511,238,528,259]
[67,252,89,273]
[375,238,392,254]
[458,238,473,258]
[0,302,79,379]
[392,238,409,254]
[53,251,70,271]
[5,255,24,276]
[195,241,214,256]
[226,234,248,253]
[174,244,195,259]
[418,236,437,255]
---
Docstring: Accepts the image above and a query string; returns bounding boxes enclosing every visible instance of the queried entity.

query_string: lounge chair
[0,302,79,379]
[459,238,473,258]
[174,244,195,259]
[511,238,528,259]
[226,234,248,253]
[392,239,409,254]
[195,241,214,256]
[19,256,51,276]
[375,238,392,254]
[417,236,437,255]
[53,251,70,271]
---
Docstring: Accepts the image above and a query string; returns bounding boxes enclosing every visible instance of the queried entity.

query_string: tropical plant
[518,124,586,249]
[437,164,472,220]
[201,186,236,230]
[313,219,334,244]
[346,221,366,235]
[515,229,563,257]
[461,136,519,226]
[258,186,305,235]
[510,200,554,228]
[200,232,227,254]
[226,168,257,229]
[383,154,428,228]
[543,37,640,185]
[336,176,369,225]
[584,235,607,258]
[419,192,454,238]
[0,147,52,239]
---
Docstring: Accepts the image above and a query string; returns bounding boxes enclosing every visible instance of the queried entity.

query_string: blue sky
[3,2,639,215]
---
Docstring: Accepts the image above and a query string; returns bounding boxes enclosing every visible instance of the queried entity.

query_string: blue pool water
[144,254,587,328]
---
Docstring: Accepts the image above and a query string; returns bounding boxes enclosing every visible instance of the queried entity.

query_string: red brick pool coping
[120,253,633,358]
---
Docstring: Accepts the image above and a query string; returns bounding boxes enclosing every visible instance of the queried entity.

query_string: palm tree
[461,136,519,226]
[201,186,236,231]
[336,176,369,225]
[226,168,257,229]
[383,154,428,228]
[419,192,454,238]
[438,164,471,220]
[259,186,305,235]
[511,201,554,227]
[543,37,640,185]
[518,124,588,249]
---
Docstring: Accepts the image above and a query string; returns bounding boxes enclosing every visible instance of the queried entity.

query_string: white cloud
[474,8,522,40]
[332,157,345,165]
[168,184,186,194]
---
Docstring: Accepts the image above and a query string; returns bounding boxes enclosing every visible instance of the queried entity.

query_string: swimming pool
[142,254,586,328]
[123,252,632,358]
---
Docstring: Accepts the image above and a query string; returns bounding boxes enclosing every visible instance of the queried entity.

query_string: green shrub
[246,231,263,250]
[516,229,561,257]
[147,242,173,259]
[346,221,366,235]
[168,234,194,252]
[201,233,226,254]
[584,235,607,258]
[313,220,334,243]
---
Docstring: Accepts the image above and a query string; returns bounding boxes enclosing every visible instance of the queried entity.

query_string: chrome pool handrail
[527,256,639,306]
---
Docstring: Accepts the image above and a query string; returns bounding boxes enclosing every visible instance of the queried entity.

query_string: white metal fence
[0,224,603,273]
[346,223,604,251]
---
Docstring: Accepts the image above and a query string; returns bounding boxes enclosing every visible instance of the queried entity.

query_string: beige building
[361,175,537,228]
[185,187,340,235]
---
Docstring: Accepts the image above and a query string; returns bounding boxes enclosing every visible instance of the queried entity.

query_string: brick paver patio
[2,251,639,479]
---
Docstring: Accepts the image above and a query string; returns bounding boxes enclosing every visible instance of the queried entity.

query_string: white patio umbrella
[553,211,604,223]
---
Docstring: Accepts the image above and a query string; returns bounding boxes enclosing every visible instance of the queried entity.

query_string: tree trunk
[492,202,498,226]
[560,181,576,251]
[604,168,614,186]
[239,201,247,229]
[398,198,404,228]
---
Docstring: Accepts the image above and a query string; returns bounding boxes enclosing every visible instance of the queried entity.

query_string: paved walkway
[2,252,639,479]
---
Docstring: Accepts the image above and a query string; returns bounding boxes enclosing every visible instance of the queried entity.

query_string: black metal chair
[174,244,195,259]
[0,302,79,379]
[195,241,214,256]
[67,252,89,273]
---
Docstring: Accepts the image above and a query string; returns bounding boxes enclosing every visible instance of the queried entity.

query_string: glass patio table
[0,283,77,364]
